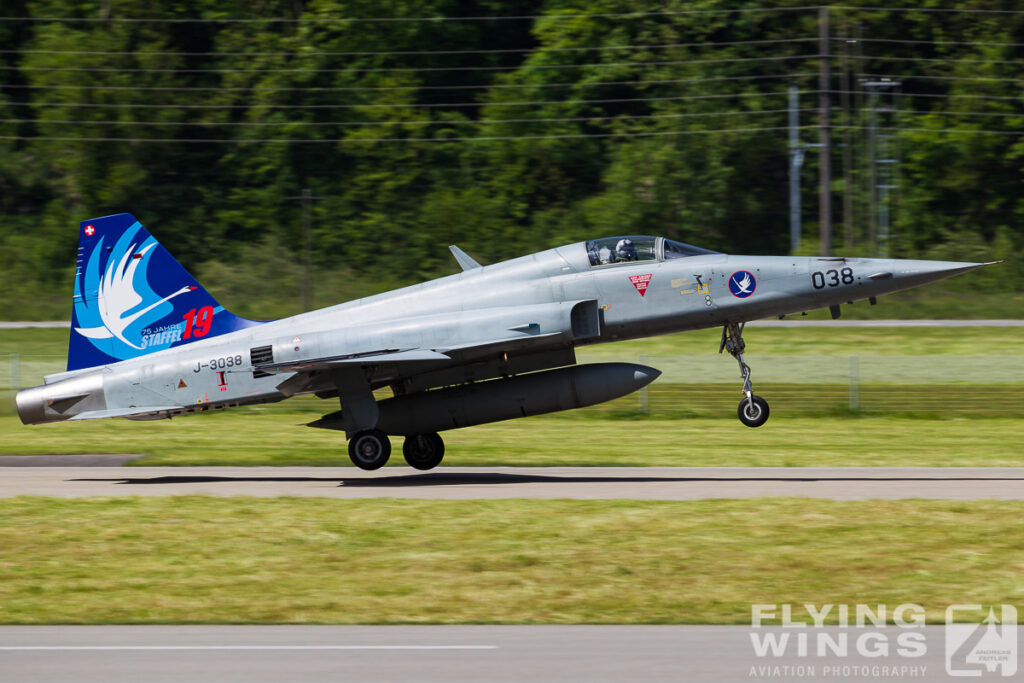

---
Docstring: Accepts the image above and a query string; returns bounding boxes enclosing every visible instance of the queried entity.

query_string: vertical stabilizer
[69,213,262,371]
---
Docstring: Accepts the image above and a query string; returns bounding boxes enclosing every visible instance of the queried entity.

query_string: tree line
[1,0,1021,319]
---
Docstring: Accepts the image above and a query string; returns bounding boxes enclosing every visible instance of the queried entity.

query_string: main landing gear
[720,322,770,428]
[348,429,391,470]
[347,430,446,470]
[402,433,446,471]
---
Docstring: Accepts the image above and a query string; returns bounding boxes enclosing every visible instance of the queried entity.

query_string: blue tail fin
[69,213,263,371]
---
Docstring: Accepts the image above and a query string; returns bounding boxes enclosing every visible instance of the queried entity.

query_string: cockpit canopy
[585,236,718,267]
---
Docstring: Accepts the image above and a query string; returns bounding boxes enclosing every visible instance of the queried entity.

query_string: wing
[268,300,599,398]
[256,348,453,375]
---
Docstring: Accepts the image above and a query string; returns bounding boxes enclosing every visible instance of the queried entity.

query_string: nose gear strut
[719,322,770,427]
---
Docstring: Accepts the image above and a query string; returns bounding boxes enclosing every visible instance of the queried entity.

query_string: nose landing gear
[737,394,770,428]
[720,322,770,428]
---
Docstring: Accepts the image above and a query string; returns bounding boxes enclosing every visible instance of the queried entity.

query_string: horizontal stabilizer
[68,406,183,420]
[256,349,452,375]
[449,245,482,271]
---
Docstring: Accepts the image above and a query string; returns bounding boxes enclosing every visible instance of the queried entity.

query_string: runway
[1,465,1023,499]
[1,624,1013,682]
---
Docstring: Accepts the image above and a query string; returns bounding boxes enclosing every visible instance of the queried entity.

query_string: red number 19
[182,306,215,339]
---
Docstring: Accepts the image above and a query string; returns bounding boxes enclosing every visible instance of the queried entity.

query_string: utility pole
[839,21,854,249]
[818,5,832,256]
[854,22,868,254]
[287,188,321,312]
[788,86,804,254]
[301,188,313,312]
[865,79,901,258]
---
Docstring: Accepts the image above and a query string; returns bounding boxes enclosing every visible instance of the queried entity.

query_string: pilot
[616,238,637,261]
[597,244,616,264]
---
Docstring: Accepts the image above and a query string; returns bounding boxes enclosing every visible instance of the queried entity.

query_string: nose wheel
[720,322,770,428]
[737,394,770,427]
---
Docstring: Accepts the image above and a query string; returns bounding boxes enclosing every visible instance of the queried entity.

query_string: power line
[835,6,1024,15]
[0,108,808,129]
[13,108,1014,129]
[904,127,1024,137]
[837,126,1023,136]
[849,54,1023,66]
[860,72,1024,85]
[0,38,817,58]
[0,125,809,144]
[13,125,1018,145]
[908,110,1024,119]
[4,89,1016,112]
[3,5,1022,25]
[1,54,816,74]
[0,72,818,94]
[837,90,1023,102]
[835,36,1024,49]
[0,7,822,24]
[8,90,804,110]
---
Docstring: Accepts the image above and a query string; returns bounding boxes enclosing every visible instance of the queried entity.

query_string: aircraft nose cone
[898,259,993,277]
[868,258,999,290]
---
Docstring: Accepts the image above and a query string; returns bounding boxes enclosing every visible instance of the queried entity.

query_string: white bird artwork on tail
[75,242,193,349]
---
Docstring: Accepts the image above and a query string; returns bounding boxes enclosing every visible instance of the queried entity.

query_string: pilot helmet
[616,238,636,259]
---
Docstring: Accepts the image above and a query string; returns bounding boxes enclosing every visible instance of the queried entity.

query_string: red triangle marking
[628,273,652,297]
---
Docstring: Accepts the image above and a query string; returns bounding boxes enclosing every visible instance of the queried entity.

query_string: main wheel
[737,395,770,428]
[348,429,391,470]
[403,433,445,470]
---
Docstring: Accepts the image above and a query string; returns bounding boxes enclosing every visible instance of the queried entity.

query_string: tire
[403,433,445,470]
[348,429,391,470]
[737,395,770,428]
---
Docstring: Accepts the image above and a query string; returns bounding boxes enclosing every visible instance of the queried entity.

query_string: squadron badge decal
[728,270,757,298]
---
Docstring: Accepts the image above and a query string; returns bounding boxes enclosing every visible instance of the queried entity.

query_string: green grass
[2,326,1021,467]
[0,497,1020,624]
[3,405,1023,467]
[796,290,1024,320]
[4,325,1024,366]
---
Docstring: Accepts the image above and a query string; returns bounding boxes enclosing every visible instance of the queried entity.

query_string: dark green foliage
[0,1,1021,319]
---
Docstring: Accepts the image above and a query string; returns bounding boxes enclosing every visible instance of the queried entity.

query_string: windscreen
[586,236,657,266]
[663,239,719,259]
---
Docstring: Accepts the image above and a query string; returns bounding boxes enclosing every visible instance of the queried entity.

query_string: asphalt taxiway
[4,625,1009,683]
[1,464,1023,499]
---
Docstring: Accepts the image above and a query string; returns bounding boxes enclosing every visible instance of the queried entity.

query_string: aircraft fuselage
[17,226,990,471]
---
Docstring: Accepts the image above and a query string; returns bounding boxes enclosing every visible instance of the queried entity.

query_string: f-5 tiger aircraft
[17,214,994,470]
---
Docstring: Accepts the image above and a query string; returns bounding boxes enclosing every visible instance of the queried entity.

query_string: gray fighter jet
[17,214,994,469]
